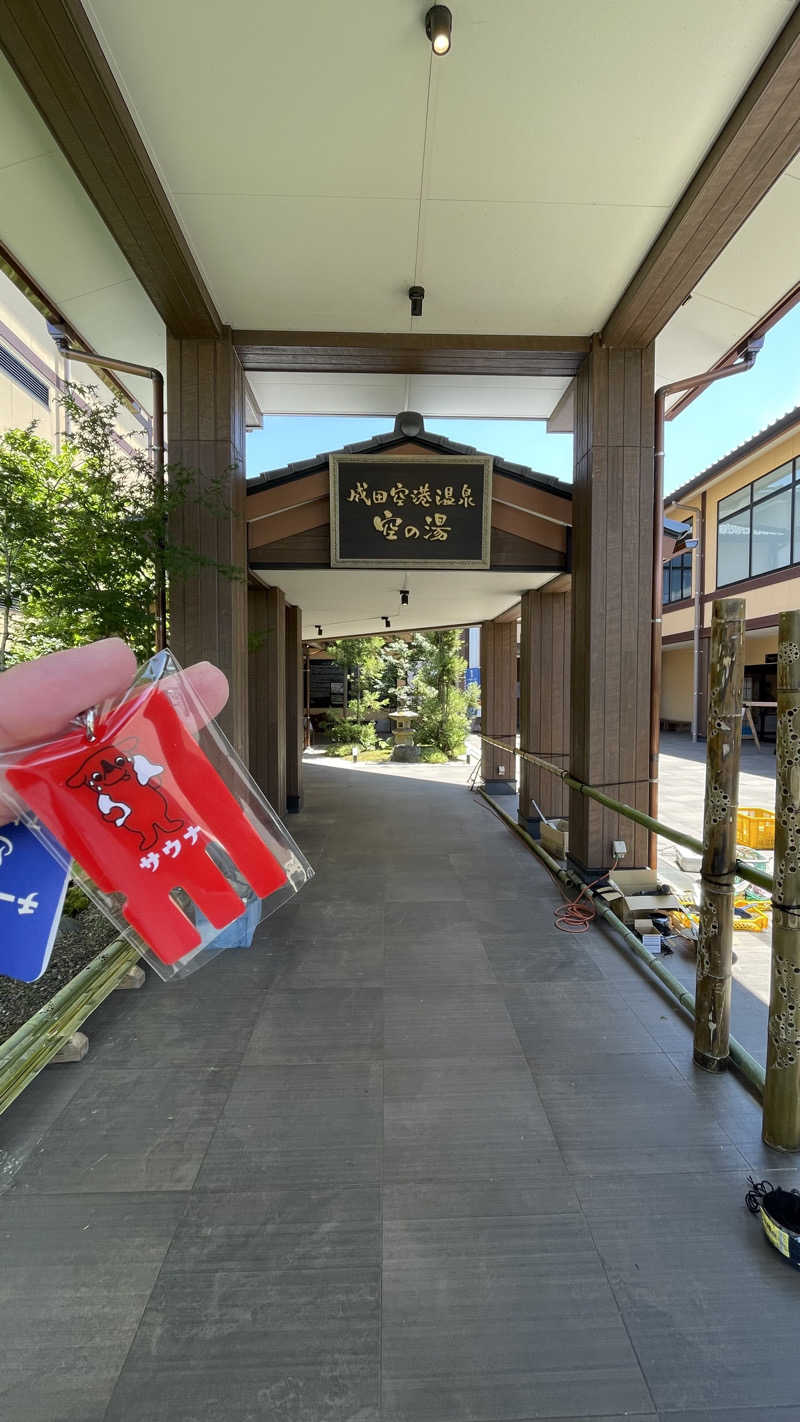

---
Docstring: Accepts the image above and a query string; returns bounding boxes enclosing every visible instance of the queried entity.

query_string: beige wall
[661,646,693,723]
[665,423,800,635]
[0,274,61,443]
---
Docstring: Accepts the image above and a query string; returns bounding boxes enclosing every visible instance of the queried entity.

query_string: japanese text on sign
[331,457,491,568]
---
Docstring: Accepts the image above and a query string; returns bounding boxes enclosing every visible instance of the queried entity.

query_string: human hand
[0,639,229,824]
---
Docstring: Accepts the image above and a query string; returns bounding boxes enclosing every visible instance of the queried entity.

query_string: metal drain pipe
[478,787,765,1097]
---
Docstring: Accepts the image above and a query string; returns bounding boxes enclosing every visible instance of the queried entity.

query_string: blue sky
[245,304,800,496]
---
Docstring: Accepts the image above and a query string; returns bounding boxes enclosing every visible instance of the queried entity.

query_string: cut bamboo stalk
[479,733,771,893]
[763,610,800,1150]
[694,597,745,1071]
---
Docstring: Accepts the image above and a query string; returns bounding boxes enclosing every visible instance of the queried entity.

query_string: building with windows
[662,405,800,739]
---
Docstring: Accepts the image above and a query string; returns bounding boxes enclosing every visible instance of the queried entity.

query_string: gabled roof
[246,413,573,502]
[666,404,800,509]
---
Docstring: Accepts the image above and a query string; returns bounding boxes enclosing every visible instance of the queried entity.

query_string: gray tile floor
[2,753,800,1422]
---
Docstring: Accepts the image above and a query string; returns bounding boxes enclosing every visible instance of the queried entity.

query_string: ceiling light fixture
[425,5,452,55]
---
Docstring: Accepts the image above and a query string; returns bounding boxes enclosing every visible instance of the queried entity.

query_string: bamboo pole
[763,610,800,1149]
[0,937,139,1116]
[478,788,765,1096]
[693,597,745,1071]
[479,733,771,893]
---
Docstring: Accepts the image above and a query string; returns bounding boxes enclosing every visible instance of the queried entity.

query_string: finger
[0,639,137,751]
[0,652,230,825]
[176,661,230,723]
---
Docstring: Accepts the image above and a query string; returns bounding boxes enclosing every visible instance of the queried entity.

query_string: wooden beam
[492,472,572,527]
[0,0,221,338]
[247,497,330,548]
[233,330,589,377]
[247,470,329,523]
[490,501,566,553]
[603,5,800,347]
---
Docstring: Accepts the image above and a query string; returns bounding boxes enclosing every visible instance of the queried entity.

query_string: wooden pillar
[519,587,570,830]
[480,619,517,793]
[570,337,655,872]
[167,331,248,760]
[248,585,286,812]
[285,604,303,813]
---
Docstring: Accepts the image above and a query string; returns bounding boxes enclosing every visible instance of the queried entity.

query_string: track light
[425,5,452,55]
[400,590,410,606]
[408,285,425,318]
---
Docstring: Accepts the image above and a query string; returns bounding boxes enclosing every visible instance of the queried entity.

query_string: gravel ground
[0,906,116,1045]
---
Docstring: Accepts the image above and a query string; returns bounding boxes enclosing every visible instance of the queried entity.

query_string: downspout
[669,499,703,742]
[649,340,763,868]
[45,324,167,653]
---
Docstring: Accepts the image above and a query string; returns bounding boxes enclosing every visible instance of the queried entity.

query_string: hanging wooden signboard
[330,454,492,569]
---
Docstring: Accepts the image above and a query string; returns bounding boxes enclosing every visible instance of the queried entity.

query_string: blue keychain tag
[0,820,71,982]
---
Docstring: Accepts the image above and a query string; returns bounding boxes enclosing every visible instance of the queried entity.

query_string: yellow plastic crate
[736,807,775,851]
[732,905,770,933]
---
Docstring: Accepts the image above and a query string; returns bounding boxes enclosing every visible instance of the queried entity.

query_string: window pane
[717,510,750,584]
[682,565,693,599]
[719,485,751,519]
[754,461,793,502]
[752,488,792,576]
[663,568,670,603]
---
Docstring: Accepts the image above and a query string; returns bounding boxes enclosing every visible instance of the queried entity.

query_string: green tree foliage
[0,386,241,669]
[327,636,385,722]
[375,638,414,712]
[411,629,472,758]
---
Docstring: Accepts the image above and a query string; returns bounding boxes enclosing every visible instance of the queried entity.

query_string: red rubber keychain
[8,683,288,965]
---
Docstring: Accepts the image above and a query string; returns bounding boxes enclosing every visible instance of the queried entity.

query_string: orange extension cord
[553,860,619,934]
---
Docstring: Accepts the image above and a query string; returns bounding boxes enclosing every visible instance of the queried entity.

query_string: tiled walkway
[2,755,800,1422]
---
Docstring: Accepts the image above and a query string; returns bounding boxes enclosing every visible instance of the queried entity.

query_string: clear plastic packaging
[1,648,313,980]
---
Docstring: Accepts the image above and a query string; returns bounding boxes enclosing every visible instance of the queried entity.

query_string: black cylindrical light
[408,285,425,317]
[425,5,452,55]
[400,590,410,606]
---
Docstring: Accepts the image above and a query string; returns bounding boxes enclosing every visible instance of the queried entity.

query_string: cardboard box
[608,871,680,926]
[611,868,658,892]
[540,818,568,857]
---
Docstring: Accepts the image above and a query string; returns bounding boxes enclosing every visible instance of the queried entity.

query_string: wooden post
[166,333,248,760]
[569,338,654,872]
[480,619,517,793]
[248,585,287,811]
[693,597,745,1071]
[763,610,800,1150]
[518,588,570,831]
[285,604,303,813]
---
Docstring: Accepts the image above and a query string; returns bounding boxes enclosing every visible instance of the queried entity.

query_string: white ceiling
[85,0,793,336]
[656,153,800,399]
[0,55,165,412]
[0,0,797,425]
[250,566,555,639]
[246,371,571,420]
